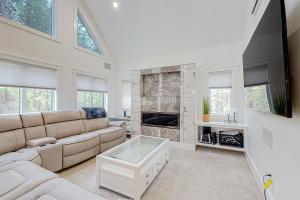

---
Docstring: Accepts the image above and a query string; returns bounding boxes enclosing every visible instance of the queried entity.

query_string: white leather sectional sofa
[0,110,126,200]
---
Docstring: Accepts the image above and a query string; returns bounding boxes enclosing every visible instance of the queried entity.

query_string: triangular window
[76,14,103,55]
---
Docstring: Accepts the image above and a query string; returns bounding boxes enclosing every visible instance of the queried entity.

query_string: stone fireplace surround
[131,63,196,144]
[140,66,181,141]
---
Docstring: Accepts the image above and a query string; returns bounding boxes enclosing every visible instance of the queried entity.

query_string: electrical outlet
[262,127,273,149]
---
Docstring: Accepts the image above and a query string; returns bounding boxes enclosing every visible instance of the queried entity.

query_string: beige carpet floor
[58,147,263,200]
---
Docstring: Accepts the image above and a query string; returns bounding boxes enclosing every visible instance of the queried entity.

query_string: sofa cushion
[26,137,57,147]
[17,178,107,200]
[0,114,22,133]
[94,127,125,143]
[0,129,26,155]
[63,146,100,169]
[45,120,85,139]
[24,126,47,141]
[0,148,41,166]
[0,161,58,200]
[20,113,44,128]
[82,118,108,132]
[43,111,81,124]
[57,132,100,156]
[0,170,26,196]
[101,136,125,153]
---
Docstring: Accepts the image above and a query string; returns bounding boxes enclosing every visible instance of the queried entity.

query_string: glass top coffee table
[96,135,169,200]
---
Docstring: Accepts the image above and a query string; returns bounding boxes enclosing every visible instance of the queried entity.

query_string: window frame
[74,6,104,57]
[76,90,107,110]
[0,85,56,114]
[0,0,59,42]
[204,68,236,117]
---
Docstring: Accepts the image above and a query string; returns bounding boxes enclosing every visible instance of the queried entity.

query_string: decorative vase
[203,114,210,122]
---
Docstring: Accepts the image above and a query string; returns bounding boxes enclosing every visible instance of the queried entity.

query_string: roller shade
[0,60,57,89]
[77,74,107,92]
[209,71,232,88]
[244,65,269,87]
[121,80,131,110]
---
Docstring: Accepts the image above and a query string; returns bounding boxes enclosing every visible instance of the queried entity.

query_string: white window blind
[121,80,131,110]
[77,74,107,92]
[0,60,57,89]
[244,65,269,87]
[209,71,232,88]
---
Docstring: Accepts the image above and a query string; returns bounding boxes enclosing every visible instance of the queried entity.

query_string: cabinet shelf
[195,121,248,153]
[196,142,246,152]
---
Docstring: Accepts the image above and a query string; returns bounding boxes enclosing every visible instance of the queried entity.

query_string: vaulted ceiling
[85,0,248,63]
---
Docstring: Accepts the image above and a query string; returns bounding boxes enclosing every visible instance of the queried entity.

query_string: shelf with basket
[194,121,248,152]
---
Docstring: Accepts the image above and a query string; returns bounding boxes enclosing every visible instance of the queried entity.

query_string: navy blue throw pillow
[82,107,106,119]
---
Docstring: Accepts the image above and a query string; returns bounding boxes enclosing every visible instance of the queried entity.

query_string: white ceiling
[85,0,247,63]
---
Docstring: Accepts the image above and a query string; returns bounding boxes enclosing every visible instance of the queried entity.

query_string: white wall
[117,42,245,120]
[0,0,118,115]
[244,0,300,200]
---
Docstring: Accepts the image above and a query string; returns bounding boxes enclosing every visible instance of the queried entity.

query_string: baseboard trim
[244,152,275,200]
[170,141,195,151]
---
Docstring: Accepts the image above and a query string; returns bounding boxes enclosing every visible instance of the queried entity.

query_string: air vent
[104,63,111,70]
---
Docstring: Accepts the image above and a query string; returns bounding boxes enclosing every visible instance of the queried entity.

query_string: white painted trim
[0,52,63,70]
[72,68,109,80]
[74,45,104,58]
[73,2,105,58]
[0,1,61,44]
[244,151,274,200]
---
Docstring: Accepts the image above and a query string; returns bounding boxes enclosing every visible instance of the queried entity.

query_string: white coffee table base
[96,136,169,200]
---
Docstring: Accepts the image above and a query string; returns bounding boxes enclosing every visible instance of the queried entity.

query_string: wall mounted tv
[243,0,292,118]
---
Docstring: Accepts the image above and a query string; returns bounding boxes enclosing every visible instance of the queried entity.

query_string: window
[76,13,103,55]
[76,74,108,109]
[121,80,131,111]
[0,0,55,35]
[0,60,57,114]
[208,71,232,114]
[77,91,106,109]
[0,86,56,114]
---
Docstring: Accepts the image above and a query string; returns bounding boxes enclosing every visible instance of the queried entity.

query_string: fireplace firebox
[141,112,180,129]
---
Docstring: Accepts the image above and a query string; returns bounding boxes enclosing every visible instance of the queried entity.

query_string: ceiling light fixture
[113,1,119,8]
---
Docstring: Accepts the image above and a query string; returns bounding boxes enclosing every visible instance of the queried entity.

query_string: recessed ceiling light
[113,1,119,8]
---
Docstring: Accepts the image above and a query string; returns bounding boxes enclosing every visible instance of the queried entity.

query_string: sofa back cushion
[43,110,81,124]
[82,118,108,132]
[79,109,107,132]
[43,111,85,139]
[45,120,85,139]
[0,114,22,133]
[20,113,47,141]
[0,114,25,154]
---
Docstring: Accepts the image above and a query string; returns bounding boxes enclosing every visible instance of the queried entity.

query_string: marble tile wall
[141,125,180,142]
[131,64,196,143]
[141,74,159,97]
[162,72,181,97]
[141,97,159,112]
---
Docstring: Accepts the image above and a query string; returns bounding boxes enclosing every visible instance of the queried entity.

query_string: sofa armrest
[37,144,62,172]
[26,137,57,147]
[108,121,127,131]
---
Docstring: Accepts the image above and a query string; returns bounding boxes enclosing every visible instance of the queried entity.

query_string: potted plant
[202,98,211,122]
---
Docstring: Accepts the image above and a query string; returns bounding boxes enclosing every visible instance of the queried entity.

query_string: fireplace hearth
[141,112,180,129]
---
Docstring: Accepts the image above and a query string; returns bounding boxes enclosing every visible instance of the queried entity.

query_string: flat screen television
[243,0,292,118]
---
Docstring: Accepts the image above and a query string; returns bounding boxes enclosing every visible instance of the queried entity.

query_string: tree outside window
[0,0,54,35]
[0,86,56,114]
[209,88,232,114]
[77,91,106,109]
